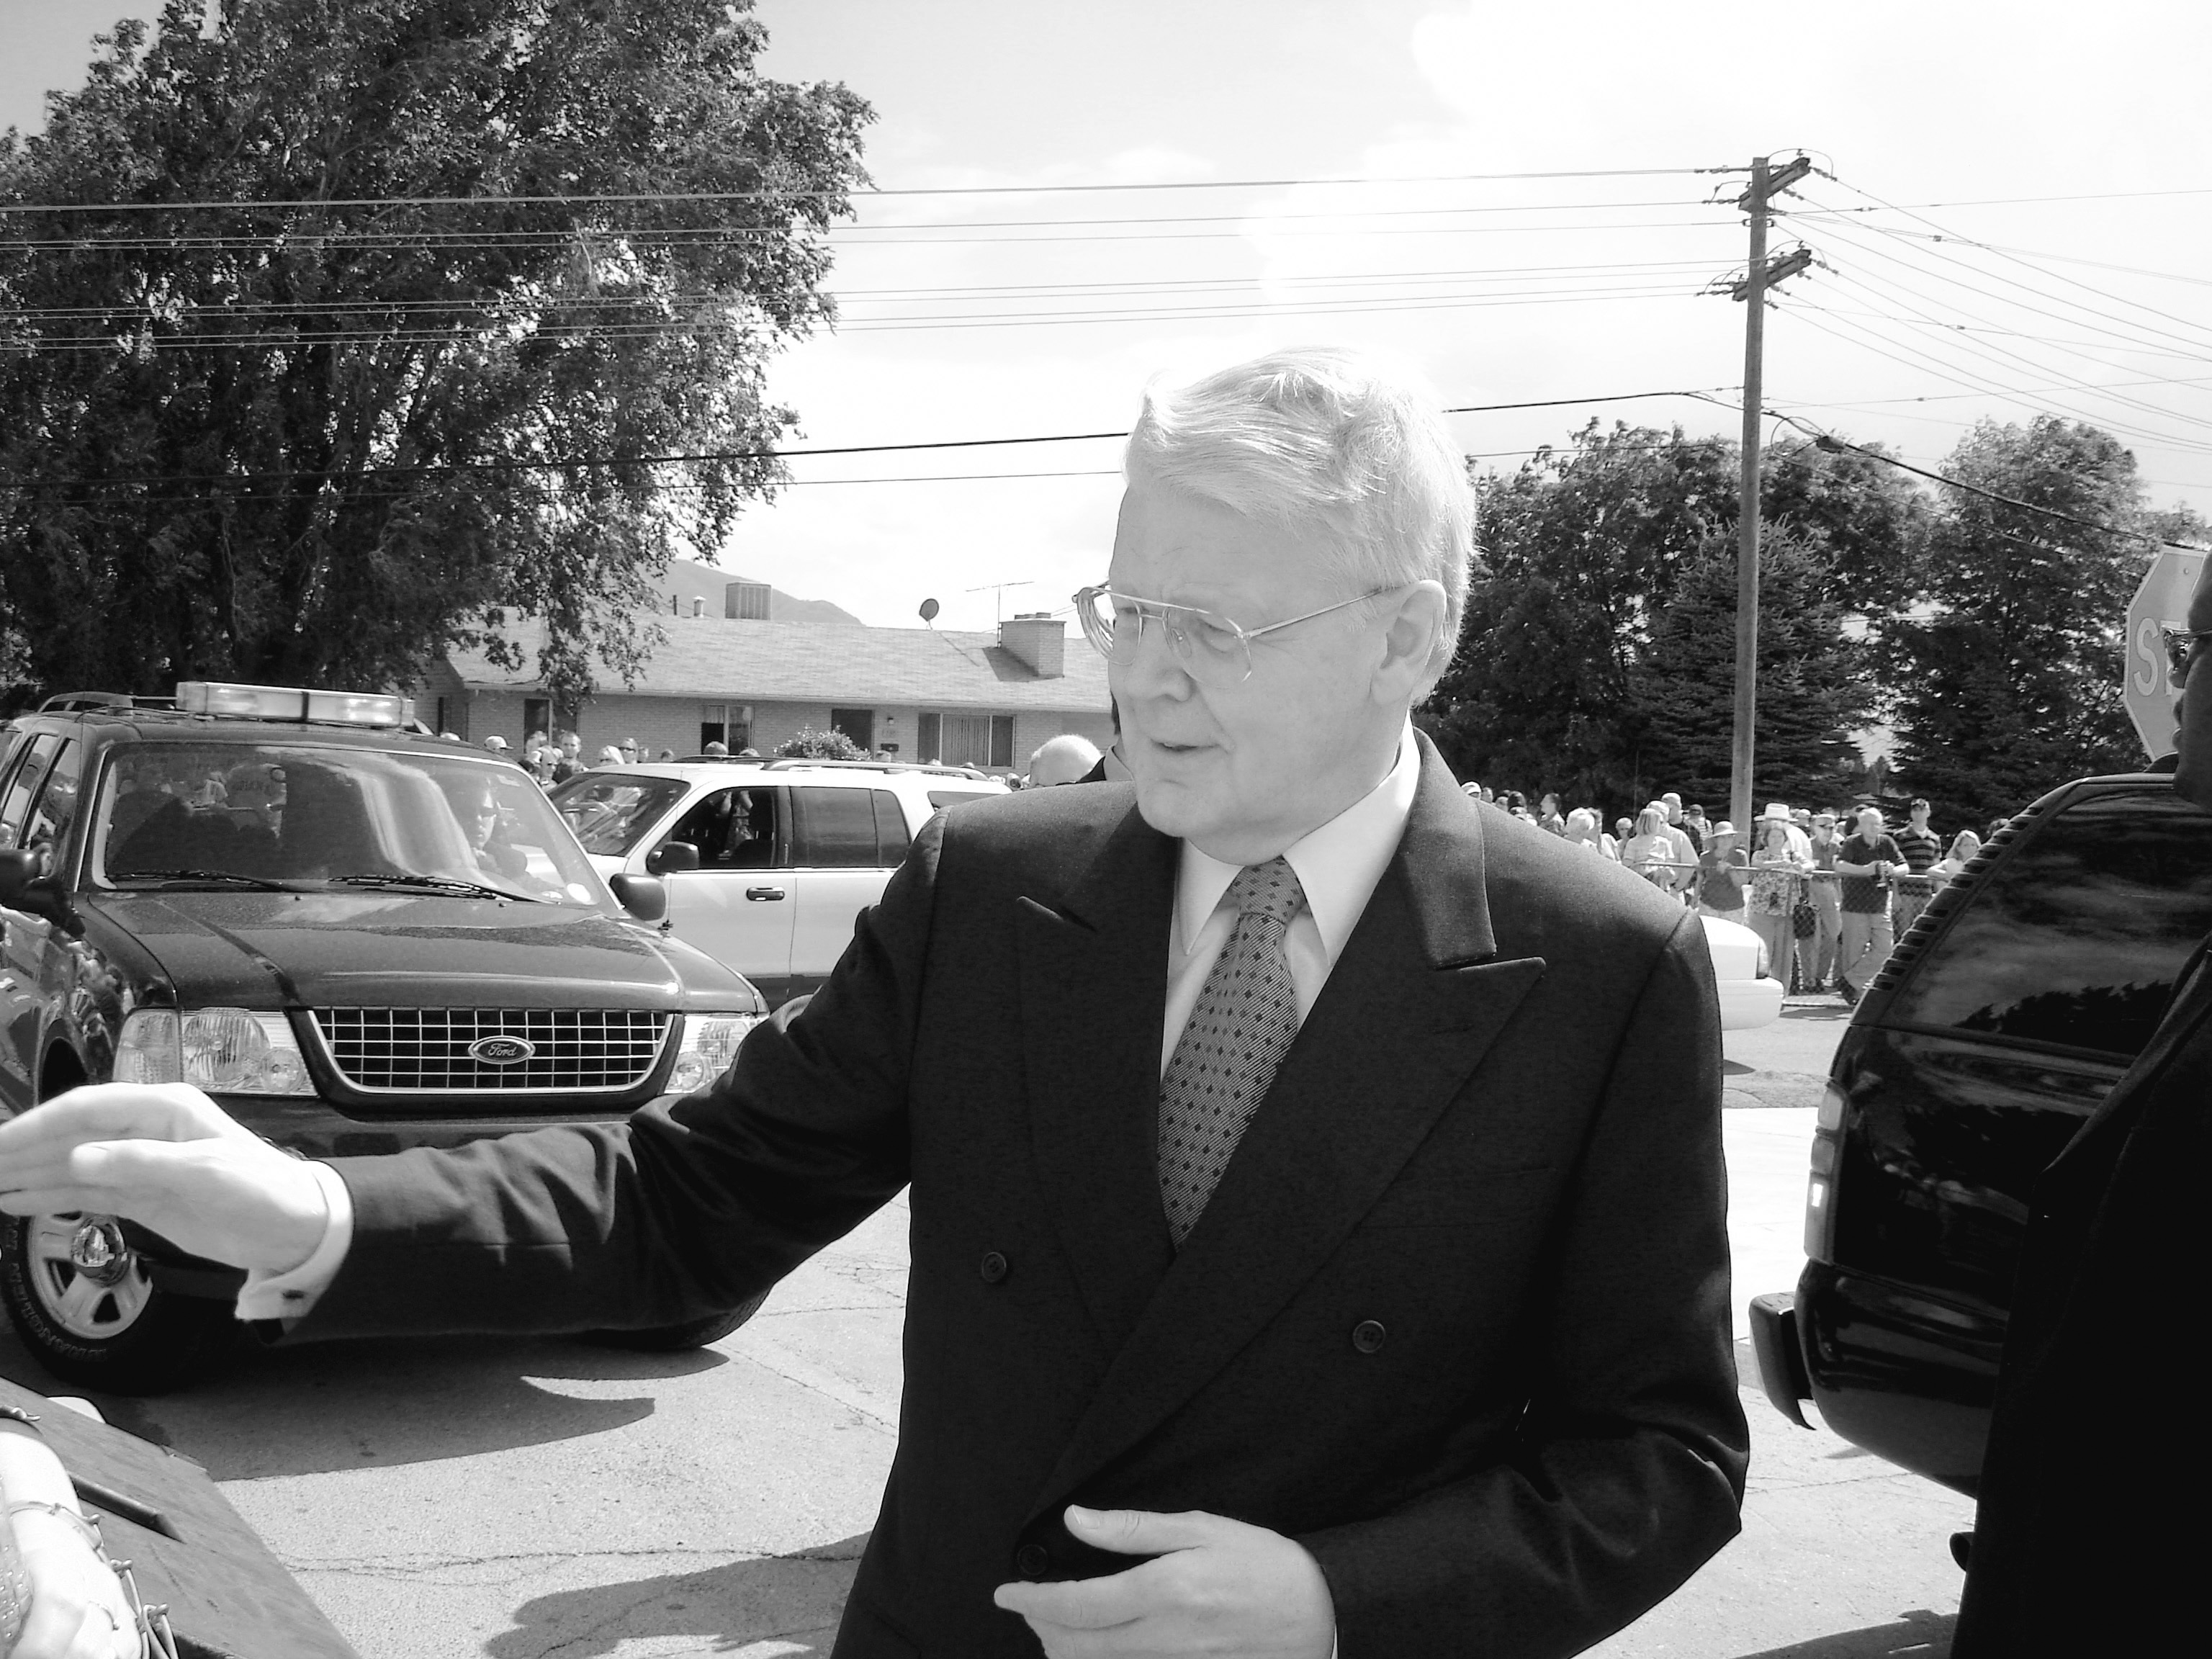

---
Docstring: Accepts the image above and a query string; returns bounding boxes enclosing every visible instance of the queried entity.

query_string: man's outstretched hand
[0,1083,328,1272]
[994,1506,1335,1659]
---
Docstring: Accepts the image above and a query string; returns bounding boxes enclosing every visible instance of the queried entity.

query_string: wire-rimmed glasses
[1072,584,1398,687]
[2162,625,2212,683]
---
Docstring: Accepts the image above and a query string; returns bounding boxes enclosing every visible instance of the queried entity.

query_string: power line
[0,165,1735,215]
[0,387,1740,491]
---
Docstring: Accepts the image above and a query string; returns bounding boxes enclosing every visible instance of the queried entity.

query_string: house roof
[445,616,1110,712]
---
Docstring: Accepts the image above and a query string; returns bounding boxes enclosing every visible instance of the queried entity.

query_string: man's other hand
[0,1083,328,1272]
[993,1506,1335,1659]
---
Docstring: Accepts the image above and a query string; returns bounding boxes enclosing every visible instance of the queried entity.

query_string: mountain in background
[658,557,863,626]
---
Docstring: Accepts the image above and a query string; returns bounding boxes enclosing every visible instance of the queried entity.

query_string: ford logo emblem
[469,1035,535,1066]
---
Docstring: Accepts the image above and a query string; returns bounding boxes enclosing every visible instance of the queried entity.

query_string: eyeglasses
[2162,625,2212,682]
[1072,583,1399,688]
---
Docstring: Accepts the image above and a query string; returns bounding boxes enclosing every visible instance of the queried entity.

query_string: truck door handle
[745,886,786,902]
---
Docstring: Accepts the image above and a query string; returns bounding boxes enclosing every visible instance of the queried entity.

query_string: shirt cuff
[233,1161,354,1322]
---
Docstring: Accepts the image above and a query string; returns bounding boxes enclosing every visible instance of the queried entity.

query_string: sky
[6,0,2211,633]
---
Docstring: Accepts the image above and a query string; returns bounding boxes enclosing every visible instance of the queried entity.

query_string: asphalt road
[0,994,1971,1659]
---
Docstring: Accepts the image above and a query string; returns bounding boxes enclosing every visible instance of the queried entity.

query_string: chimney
[998,612,1064,679]
[725,580,772,620]
[691,596,705,618]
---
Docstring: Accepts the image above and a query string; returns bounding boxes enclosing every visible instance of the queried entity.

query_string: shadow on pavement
[1738,1609,1953,1658]
[0,1327,729,1479]
[485,1532,871,1659]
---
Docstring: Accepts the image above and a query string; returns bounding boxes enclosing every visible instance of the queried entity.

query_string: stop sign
[2126,545,2208,758]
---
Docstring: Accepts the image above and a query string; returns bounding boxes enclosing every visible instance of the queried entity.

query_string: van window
[791,786,881,868]
[873,790,912,866]
[1884,790,2212,1056]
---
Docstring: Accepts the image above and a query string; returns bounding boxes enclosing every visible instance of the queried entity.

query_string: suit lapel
[1032,747,1546,1507]
[1017,799,1180,1352]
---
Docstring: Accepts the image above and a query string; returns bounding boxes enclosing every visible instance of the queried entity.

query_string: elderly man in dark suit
[1951,552,2212,1658]
[0,348,1745,1659]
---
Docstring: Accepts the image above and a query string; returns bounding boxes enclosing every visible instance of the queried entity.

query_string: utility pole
[1724,153,1813,834]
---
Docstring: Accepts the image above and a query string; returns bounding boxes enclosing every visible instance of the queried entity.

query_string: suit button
[1015,1543,1051,1579]
[1352,1319,1387,1354]
[979,1251,1010,1285]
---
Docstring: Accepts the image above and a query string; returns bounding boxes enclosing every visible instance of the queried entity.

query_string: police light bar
[174,680,415,728]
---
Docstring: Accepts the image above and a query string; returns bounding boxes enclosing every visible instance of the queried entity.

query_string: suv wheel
[580,1288,770,1352]
[0,1211,238,1394]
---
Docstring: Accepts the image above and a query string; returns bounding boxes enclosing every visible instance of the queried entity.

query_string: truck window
[665,786,778,869]
[1884,790,2212,1056]
[0,734,59,846]
[791,786,880,868]
[22,739,82,857]
[873,789,912,866]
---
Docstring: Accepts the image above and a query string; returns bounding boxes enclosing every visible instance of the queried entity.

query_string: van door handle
[745,886,786,902]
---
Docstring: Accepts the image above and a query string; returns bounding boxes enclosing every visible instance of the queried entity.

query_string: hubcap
[27,1213,153,1340]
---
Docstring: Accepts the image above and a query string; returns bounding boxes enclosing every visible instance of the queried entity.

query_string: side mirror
[609,873,667,922]
[0,850,78,933]
[645,840,700,876]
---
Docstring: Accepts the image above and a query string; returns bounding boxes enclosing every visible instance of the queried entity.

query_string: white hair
[1122,346,1475,688]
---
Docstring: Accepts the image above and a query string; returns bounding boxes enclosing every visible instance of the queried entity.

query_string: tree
[1635,534,1873,811]
[1422,421,1915,818]
[0,0,870,708]
[1887,417,2150,824]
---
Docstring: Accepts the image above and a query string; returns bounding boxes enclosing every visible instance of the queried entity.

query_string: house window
[830,708,875,752]
[523,698,551,746]
[936,713,1015,770]
[700,702,751,752]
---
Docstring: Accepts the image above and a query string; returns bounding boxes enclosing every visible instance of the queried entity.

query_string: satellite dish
[918,598,940,623]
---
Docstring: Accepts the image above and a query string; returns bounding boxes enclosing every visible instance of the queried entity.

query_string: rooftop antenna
[964,580,1033,625]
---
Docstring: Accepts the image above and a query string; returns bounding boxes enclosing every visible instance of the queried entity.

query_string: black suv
[1750,769,2212,1493]
[0,684,768,1392]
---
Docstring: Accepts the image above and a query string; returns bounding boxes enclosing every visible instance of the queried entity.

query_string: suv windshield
[1884,788,2212,1056]
[550,772,692,857]
[91,742,607,906]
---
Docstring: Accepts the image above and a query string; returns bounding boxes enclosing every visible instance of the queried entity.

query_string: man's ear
[1372,581,1449,704]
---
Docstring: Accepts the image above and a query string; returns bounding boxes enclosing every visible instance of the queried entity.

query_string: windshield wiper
[117,869,298,891]
[327,873,544,902]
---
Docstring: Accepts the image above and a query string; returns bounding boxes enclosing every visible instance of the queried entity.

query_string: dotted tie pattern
[1158,856,1308,1246]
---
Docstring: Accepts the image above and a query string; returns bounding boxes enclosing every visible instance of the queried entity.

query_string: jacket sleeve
[1298,908,1748,1659]
[290,814,946,1341]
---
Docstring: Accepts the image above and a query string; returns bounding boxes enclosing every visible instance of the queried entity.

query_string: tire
[580,1287,770,1352]
[0,1211,239,1395]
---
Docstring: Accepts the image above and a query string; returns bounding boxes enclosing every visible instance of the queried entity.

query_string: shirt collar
[1175,722,1421,961]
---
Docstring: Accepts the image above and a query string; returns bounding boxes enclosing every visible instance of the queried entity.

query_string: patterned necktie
[1158,856,1308,1246]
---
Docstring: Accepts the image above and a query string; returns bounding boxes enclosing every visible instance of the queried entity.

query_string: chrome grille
[312,1008,673,1094]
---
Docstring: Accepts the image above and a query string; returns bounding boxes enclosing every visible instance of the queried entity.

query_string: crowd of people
[1465,784,2001,1004]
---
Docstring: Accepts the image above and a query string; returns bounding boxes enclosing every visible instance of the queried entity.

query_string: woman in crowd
[1695,823,1749,922]
[1747,806,1812,988]
[1622,807,1679,891]
[1563,806,1614,858]
[1934,829,1982,882]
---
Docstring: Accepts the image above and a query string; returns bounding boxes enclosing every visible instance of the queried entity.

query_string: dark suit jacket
[1953,937,2212,1657]
[299,739,1748,1658]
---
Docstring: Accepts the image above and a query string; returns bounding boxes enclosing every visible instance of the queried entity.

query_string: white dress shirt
[1161,723,1421,1074]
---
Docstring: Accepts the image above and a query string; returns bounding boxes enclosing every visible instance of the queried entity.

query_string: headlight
[114,1007,314,1096]
[666,1012,765,1094]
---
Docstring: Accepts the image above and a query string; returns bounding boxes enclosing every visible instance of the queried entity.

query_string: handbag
[1792,896,1818,939]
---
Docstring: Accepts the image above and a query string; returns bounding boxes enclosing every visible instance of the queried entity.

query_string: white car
[1699,914,1786,1030]
[552,760,1005,1006]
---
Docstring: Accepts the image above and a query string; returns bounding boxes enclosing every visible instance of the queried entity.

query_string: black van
[0,685,769,1392]
[1749,769,2212,1494]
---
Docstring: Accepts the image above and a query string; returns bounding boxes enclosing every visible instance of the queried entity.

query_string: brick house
[411,584,1112,775]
